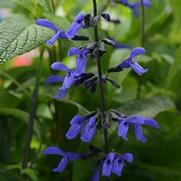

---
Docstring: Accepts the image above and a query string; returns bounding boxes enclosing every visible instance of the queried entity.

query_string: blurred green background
[0,0,181,180]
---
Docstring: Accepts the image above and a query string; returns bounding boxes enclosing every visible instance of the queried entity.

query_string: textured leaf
[0,15,53,63]
[118,96,175,117]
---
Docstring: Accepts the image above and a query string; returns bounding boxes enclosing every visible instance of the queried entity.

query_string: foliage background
[0,0,181,180]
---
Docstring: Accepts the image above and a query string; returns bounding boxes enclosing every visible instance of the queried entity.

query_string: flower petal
[134,124,147,143]
[75,55,87,75]
[63,74,75,88]
[55,87,67,99]
[70,115,83,124]
[65,13,85,39]
[44,146,65,156]
[127,115,144,125]
[67,152,84,160]
[51,62,71,72]
[112,158,124,176]
[36,19,59,31]
[53,156,69,173]
[81,116,96,142]
[68,47,80,56]
[46,32,60,46]
[144,118,159,128]
[118,121,129,140]
[46,75,64,84]
[66,122,82,140]
[143,0,151,7]
[121,153,133,163]
[130,47,145,59]
[129,60,148,75]
[117,59,130,69]
[102,153,116,176]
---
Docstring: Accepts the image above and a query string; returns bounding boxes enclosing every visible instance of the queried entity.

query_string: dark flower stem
[22,49,44,169]
[92,0,108,153]
[137,0,145,99]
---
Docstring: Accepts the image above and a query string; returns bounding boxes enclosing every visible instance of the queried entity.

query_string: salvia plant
[1,0,181,180]
[32,0,160,180]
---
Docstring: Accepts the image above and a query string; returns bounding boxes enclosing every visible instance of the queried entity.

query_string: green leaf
[0,15,53,63]
[118,95,175,117]
[22,168,38,181]
[0,90,19,108]
[0,108,28,123]
[136,162,181,179]
[166,46,181,87]
[6,164,21,171]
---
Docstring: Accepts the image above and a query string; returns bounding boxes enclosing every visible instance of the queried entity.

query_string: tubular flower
[102,152,133,177]
[66,112,97,142]
[50,62,76,99]
[36,13,86,46]
[108,47,148,75]
[68,47,91,75]
[47,46,91,99]
[44,146,86,172]
[117,115,159,143]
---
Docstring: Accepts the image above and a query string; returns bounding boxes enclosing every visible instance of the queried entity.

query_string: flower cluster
[37,1,159,180]
[66,112,98,142]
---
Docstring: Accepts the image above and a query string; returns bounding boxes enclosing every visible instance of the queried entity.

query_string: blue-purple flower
[36,13,86,46]
[102,152,133,177]
[117,115,159,143]
[66,112,97,142]
[65,13,86,39]
[118,0,151,17]
[47,46,91,99]
[49,62,76,99]
[44,146,86,172]
[68,47,91,75]
[108,47,148,75]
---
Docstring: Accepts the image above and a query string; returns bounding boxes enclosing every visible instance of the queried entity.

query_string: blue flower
[112,153,133,176]
[108,47,148,75]
[44,146,85,172]
[49,48,91,98]
[65,13,86,39]
[102,153,115,176]
[102,152,133,177]
[36,19,67,46]
[118,0,151,17]
[36,13,86,46]
[50,62,75,99]
[66,113,97,142]
[81,116,97,142]
[68,47,90,75]
[117,115,159,143]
